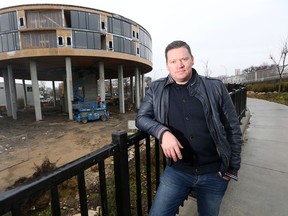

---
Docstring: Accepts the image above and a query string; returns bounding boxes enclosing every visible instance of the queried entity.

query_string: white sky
[1,0,288,80]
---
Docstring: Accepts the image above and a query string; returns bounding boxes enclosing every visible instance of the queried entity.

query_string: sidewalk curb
[240,109,251,136]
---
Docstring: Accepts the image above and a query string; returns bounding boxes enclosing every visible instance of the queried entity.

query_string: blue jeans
[149,166,229,216]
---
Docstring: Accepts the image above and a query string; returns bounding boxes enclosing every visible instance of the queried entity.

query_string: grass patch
[247,92,288,106]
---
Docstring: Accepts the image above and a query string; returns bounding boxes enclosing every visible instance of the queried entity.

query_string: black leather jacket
[136,69,242,179]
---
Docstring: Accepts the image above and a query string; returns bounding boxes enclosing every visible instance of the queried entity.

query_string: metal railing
[226,83,247,120]
[0,84,247,216]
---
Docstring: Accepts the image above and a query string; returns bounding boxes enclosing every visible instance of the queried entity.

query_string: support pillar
[109,79,113,97]
[8,65,17,120]
[130,76,134,104]
[65,57,73,120]
[135,67,140,109]
[142,73,146,100]
[22,79,28,109]
[52,81,56,107]
[3,69,12,116]
[118,65,125,113]
[99,62,105,102]
[30,61,42,121]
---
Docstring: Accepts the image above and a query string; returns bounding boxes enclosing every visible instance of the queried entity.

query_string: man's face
[166,47,194,84]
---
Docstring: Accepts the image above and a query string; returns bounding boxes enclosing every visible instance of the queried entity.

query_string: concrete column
[99,62,105,102]
[118,65,125,113]
[30,61,42,121]
[130,76,134,104]
[22,79,28,109]
[135,67,140,109]
[65,57,73,120]
[63,79,67,112]
[142,73,146,100]
[8,65,17,119]
[109,79,113,96]
[52,81,56,107]
[3,69,12,116]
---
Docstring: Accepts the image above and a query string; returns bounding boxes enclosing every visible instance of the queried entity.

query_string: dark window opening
[19,18,24,27]
[137,47,140,54]
[101,21,105,29]
[66,37,71,46]
[101,35,106,49]
[109,41,113,49]
[133,31,135,37]
[64,10,71,27]
[136,32,139,39]
[58,37,63,46]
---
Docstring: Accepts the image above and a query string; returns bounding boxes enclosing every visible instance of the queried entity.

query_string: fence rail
[0,84,247,216]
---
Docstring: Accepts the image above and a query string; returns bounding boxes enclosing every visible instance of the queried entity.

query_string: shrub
[247,81,288,92]
[17,98,25,109]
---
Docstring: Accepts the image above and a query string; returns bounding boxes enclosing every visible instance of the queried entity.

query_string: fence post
[112,130,131,216]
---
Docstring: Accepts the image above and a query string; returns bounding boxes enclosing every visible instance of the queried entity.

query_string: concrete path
[178,98,288,216]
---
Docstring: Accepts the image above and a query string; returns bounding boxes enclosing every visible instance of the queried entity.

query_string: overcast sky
[1,0,288,80]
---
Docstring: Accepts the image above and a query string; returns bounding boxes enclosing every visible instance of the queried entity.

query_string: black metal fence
[226,83,247,120]
[0,84,247,216]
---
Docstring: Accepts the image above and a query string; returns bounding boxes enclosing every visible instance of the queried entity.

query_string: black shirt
[168,75,221,175]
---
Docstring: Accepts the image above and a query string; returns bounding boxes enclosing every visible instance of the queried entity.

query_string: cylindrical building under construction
[0,4,152,120]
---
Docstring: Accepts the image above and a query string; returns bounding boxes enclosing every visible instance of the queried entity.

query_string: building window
[133,31,135,38]
[26,10,62,28]
[70,11,100,31]
[19,18,25,27]
[137,47,139,55]
[108,41,113,50]
[123,21,131,38]
[66,36,72,46]
[22,31,57,49]
[78,12,87,29]
[101,21,105,30]
[58,36,63,46]
[112,18,122,35]
[87,13,99,30]
[27,86,32,92]
[72,30,101,49]
[0,32,20,53]
[0,12,17,33]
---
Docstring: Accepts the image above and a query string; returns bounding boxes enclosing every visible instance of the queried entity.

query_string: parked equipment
[73,101,109,123]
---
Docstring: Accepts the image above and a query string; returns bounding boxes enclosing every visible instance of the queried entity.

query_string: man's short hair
[165,40,193,61]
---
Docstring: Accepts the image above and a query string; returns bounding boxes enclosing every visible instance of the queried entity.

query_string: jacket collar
[164,68,199,87]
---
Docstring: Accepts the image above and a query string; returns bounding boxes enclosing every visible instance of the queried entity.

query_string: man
[136,40,242,216]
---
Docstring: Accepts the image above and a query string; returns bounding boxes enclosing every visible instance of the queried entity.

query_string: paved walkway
[178,98,288,216]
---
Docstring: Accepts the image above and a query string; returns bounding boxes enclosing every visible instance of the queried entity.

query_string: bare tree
[203,60,212,77]
[270,38,288,92]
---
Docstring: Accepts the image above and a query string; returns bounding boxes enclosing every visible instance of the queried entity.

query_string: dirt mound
[0,109,137,192]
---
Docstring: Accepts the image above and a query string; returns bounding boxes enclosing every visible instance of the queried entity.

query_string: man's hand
[161,131,183,162]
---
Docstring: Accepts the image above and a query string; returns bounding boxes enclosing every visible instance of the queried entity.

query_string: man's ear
[191,55,194,66]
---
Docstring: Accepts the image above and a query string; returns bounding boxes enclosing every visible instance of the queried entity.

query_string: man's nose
[178,60,184,68]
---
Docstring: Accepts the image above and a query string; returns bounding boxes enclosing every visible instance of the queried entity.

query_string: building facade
[0,4,152,120]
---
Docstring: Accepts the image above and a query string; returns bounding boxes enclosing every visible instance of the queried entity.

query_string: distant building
[0,82,33,108]
[0,4,152,120]
[235,69,241,76]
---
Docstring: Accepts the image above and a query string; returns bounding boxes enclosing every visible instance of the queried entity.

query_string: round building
[0,4,152,120]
